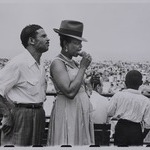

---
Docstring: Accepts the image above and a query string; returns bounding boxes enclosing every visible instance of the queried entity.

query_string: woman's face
[67,38,82,57]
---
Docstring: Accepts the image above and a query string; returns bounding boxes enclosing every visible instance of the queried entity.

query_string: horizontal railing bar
[46,92,150,98]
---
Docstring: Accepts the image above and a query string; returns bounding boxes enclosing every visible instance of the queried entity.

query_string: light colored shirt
[0,51,47,104]
[107,89,150,129]
[90,90,109,124]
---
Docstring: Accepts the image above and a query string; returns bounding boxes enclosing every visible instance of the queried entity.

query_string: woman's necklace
[59,53,76,68]
[60,53,73,63]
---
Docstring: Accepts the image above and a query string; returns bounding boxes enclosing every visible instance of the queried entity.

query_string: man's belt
[118,119,140,125]
[15,102,43,109]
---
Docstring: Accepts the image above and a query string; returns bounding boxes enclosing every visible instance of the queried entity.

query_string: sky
[1,0,150,63]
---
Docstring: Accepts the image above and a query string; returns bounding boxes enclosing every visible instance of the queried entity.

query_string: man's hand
[1,114,13,135]
[1,125,12,135]
[142,128,150,140]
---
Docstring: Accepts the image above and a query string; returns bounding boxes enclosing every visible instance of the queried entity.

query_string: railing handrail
[46,92,150,98]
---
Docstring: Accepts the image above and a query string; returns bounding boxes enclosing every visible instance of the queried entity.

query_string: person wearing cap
[107,70,150,146]
[0,24,50,146]
[47,20,94,146]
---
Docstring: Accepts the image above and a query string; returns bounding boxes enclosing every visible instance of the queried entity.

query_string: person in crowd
[47,20,94,146]
[107,70,150,146]
[0,24,50,146]
[89,74,109,124]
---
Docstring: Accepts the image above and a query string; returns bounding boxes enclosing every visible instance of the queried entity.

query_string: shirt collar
[23,50,41,68]
[122,88,141,95]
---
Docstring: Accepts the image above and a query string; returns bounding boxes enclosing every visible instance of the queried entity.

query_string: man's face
[34,29,50,53]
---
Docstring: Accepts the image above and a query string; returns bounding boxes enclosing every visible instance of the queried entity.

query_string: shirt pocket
[26,79,39,96]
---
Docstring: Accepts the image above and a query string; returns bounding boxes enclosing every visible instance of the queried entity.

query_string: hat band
[59,28,82,37]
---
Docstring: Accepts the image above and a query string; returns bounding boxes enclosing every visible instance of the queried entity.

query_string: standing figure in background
[0,24,50,146]
[107,70,150,146]
[90,74,109,124]
[47,20,94,146]
[89,74,110,146]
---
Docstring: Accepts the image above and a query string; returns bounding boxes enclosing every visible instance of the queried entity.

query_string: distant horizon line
[0,57,150,64]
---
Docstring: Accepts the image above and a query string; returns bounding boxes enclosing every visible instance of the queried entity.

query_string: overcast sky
[1,0,150,62]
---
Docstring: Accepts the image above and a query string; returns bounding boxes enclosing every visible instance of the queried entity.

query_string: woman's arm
[50,54,91,99]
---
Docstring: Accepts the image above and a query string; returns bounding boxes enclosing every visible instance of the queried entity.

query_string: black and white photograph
[0,0,150,149]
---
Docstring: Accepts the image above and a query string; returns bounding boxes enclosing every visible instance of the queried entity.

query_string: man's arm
[0,95,11,116]
[0,94,13,135]
[142,128,150,140]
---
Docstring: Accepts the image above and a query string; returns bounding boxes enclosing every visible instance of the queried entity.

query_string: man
[90,74,109,124]
[108,70,150,146]
[0,24,50,146]
[89,74,110,146]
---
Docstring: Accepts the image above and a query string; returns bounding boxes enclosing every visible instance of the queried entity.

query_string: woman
[47,20,94,146]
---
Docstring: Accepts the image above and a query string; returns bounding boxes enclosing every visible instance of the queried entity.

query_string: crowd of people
[43,59,150,96]
[0,20,150,147]
[2,58,150,95]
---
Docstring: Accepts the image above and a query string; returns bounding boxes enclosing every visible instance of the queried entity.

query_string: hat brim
[53,28,87,42]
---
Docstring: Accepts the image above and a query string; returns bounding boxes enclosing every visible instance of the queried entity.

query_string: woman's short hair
[59,35,73,48]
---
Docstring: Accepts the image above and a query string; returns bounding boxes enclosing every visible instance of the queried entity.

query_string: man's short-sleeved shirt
[108,89,150,129]
[0,50,47,104]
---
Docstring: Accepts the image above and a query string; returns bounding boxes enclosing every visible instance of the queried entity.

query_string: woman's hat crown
[53,20,87,42]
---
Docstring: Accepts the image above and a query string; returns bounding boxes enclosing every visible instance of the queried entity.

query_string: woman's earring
[65,47,68,52]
